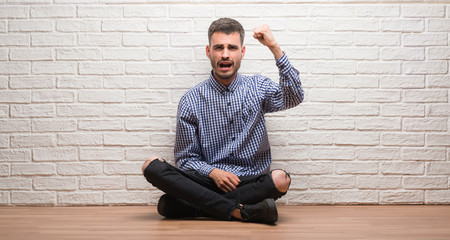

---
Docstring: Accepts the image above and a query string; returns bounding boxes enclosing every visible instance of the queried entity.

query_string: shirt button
[230,120,233,124]
[232,137,236,141]
[230,153,234,156]
[227,102,231,106]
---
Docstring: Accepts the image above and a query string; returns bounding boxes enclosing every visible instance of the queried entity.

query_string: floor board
[1,205,449,240]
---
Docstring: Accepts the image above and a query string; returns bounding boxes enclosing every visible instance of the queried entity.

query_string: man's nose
[222,48,229,58]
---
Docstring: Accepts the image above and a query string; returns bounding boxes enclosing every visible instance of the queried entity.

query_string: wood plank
[1,206,449,240]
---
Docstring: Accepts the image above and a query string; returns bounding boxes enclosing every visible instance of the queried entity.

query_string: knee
[142,156,163,174]
[271,170,291,193]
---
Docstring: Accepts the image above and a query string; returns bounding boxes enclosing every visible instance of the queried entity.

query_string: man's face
[206,31,245,85]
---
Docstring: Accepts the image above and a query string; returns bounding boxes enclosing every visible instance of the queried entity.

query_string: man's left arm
[253,24,304,113]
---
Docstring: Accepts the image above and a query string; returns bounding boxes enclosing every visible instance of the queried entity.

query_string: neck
[213,72,237,86]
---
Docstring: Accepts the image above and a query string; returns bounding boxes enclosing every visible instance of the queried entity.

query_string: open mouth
[218,61,233,71]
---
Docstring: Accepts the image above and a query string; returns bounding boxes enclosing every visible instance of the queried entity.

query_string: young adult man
[142,18,304,224]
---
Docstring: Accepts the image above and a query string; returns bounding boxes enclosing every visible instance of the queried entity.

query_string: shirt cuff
[275,52,293,75]
[199,164,216,177]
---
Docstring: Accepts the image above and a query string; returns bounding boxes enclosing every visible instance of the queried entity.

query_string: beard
[210,58,241,82]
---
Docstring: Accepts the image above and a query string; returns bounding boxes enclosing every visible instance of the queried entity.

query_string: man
[142,18,304,224]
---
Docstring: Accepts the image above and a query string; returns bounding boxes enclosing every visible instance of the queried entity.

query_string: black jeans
[143,159,289,221]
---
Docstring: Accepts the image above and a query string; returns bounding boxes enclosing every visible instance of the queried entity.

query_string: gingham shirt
[174,53,304,177]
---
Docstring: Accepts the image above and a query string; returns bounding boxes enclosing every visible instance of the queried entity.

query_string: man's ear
[241,45,246,58]
[206,45,211,59]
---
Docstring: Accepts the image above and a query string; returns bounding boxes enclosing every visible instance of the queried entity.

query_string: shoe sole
[264,198,278,223]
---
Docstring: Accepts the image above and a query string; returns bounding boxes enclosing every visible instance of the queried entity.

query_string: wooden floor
[1,205,450,240]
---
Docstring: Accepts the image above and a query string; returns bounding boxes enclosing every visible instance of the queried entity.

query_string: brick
[58,192,102,205]
[56,20,101,32]
[80,61,124,75]
[379,75,424,89]
[127,176,154,190]
[334,132,379,146]
[428,47,450,60]
[32,62,77,74]
[32,34,75,46]
[169,5,213,18]
[149,104,177,117]
[125,90,169,103]
[57,105,102,117]
[0,150,31,162]
[149,48,193,61]
[0,62,30,75]
[32,90,74,103]
[31,5,74,18]
[427,104,450,116]
[56,48,101,60]
[125,118,171,132]
[381,48,424,61]
[0,6,28,18]
[11,104,54,117]
[172,62,211,75]
[334,104,379,116]
[309,33,353,46]
[427,134,450,146]
[103,48,148,61]
[356,147,400,160]
[125,147,172,161]
[104,133,149,146]
[79,90,124,103]
[57,133,102,146]
[427,163,450,175]
[148,76,193,89]
[289,132,332,145]
[403,61,447,75]
[104,162,141,175]
[77,6,122,18]
[148,19,192,33]
[380,162,424,175]
[10,76,54,89]
[426,190,450,204]
[287,191,333,204]
[380,191,423,204]
[10,48,53,61]
[308,89,355,102]
[309,176,355,189]
[402,4,445,17]
[0,119,30,132]
[310,147,355,160]
[34,177,77,190]
[357,90,400,103]
[299,75,333,88]
[12,191,55,205]
[0,135,7,148]
[381,104,424,117]
[402,148,446,161]
[358,62,401,74]
[124,5,166,17]
[309,119,355,130]
[104,76,147,89]
[403,33,447,47]
[9,20,53,32]
[79,148,124,161]
[380,19,424,32]
[33,148,78,161]
[32,119,76,132]
[57,76,102,89]
[126,62,170,75]
[357,176,401,189]
[103,104,148,117]
[334,47,378,60]
[11,134,56,148]
[288,103,333,116]
[0,177,31,190]
[104,191,159,205]
[403,118,447,132]
[357,118,401,131]
[266,118,307,132]
[428,19,450,32]
[57,162,102,176]
[335,162,378,175]
[310,4,355,17]
[11,163,55,176]
[0,105,8,118]
[271,147,310,161]
[123,33,168,47]
[150,133,175,147]
[171,33,205,47]
[334,190,379,204]
[79,119,123,131]
[0,48,6,60]
[102,20,147,32]
[288,19,333,32]
[0,90,30,103]
[404,90,447,103]
[404,177,447,190]
[334,19,378,32]
[355,33,399,46]
[382,133,424,146]
[260,4,307,17]
[78,33,121,46]
[356,5,399,17]
[0,34,29,46]
[80,176,124,190]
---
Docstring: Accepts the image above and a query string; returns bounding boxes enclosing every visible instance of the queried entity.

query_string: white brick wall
[0,1,449,206]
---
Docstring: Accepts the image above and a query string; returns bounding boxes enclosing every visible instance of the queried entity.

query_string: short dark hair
[208,18,245,46]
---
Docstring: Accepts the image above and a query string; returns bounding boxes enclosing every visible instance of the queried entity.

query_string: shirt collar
[208,71,242,95]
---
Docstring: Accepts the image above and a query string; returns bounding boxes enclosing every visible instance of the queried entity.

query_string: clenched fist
[253,24,283,59]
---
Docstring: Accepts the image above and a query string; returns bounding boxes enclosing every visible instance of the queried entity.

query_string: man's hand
[209,168,241,193]
[253,24,283,59]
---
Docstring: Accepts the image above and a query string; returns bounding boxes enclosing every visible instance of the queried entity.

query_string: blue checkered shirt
[174,53,304,177]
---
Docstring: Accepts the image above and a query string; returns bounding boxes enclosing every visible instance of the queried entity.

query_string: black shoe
[157,194,202,219]
[238,198,278,224]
